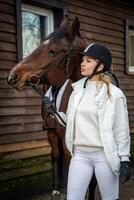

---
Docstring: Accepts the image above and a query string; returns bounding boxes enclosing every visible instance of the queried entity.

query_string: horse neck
[70,37,85,82]
[69,57,81,82]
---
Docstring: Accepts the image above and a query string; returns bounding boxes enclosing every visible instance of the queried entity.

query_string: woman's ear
[98,63,104,72]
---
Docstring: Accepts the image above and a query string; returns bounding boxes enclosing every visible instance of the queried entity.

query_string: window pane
[129,29,134,72]
[22,11,41,57]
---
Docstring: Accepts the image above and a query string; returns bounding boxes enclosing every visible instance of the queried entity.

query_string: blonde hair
[96,73,112,98]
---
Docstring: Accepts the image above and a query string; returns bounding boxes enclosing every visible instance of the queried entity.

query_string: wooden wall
[0,0,134,195]
[0,0,52,195]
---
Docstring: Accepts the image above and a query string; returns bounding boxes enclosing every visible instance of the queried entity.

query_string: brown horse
[7,16,119,199]
[7,15,88,196]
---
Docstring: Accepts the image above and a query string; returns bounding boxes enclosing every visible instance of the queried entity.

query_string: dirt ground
[14,168,134,200]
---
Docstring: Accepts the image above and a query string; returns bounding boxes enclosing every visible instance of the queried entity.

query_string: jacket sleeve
[113,95,131,161]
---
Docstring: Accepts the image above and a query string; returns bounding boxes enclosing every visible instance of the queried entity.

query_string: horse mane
[45,26,68,41]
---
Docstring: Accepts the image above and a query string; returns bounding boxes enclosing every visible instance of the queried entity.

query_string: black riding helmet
[79,43,112,87]
[80,43,112,77]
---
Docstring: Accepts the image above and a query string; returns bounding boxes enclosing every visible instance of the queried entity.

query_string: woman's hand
[43,96,54,115]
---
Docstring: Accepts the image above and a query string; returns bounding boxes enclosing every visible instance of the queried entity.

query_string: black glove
[43,96,54,115]
[119,161,131,184]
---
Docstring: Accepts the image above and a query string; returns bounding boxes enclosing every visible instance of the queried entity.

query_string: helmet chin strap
[84,60,103,88]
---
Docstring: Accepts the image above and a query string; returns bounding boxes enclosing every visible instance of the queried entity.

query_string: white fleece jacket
[59,77,130,175]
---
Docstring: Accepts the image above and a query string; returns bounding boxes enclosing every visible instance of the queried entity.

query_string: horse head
[8,16,85,90]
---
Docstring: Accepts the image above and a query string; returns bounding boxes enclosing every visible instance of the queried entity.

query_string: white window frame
[128,30,134,72]
[22,4,54,36]
[126,19,134,75]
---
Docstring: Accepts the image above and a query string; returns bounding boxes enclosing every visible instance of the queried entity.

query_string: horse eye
[48,50,56,56]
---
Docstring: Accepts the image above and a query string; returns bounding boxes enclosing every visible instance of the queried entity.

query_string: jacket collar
[72,77,87,93]
[72,77,109,107]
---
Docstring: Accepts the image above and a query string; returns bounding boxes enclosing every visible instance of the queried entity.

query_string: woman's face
[80,56,98,77]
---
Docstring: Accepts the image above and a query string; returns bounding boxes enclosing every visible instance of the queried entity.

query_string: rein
[27,78,66,127]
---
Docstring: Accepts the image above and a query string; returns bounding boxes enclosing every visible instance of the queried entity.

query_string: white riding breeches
[67,149,119,200]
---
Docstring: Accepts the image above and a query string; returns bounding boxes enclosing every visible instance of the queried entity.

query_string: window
[128,29,134,72]
[22,4,54,57]
[126,19,134,74]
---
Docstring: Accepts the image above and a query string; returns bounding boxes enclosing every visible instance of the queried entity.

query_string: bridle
[27,35,78,86]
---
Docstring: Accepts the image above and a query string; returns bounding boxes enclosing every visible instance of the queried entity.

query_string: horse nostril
[8,73,18,85]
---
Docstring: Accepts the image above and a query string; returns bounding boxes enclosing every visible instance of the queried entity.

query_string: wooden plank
[0,51,16,61]
[65,0,125,19]
[0,0,15,5]
[68,4,124,25]
[0,88,39,98]
[123,91,134,97]
[125,13,134,21]
[0,60,16,70]
[0,41,16,51]
[0,114,43,125]
[0,2,15,14]
[118,76,134,83]
[0,32,16,43]
[119,82,134,89]
[0,170,52,194]
[129,120,134,128]
[0,122,43,135]
[128,104,134,109]
[112,64,124,71]
[0,139,50,153]
[0,69,11,78]
[0,161,52,181]
[0,146,51,162]
[0,106,41,117]
[83,38,124,53]
[0,154,51,171]
[110,51,124,59]
[69,13,124,32]
[0,131,47,144]
[0,22,16,33]
[0,79,9,88]
[113,71,125,77]
[0,97,41,107]
[82,0,134,15]
[81,30,124,45]
[102,42,124,53]
[0,12,15,23]
[112,57,124,65]
[127,97,134,103]
[129,121,134,128]
[80,23,124,39]
[128,110,134,115]
[122,5,134,16]
[119,84,134,90]
[128,111,134,115]
[120,85,134,90]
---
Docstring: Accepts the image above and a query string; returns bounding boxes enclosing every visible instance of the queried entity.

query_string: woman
[44,43,131,200]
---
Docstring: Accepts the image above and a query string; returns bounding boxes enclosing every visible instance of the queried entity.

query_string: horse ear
[60,15,69,27]
[65,16,80,41]
[71,17,80,37]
